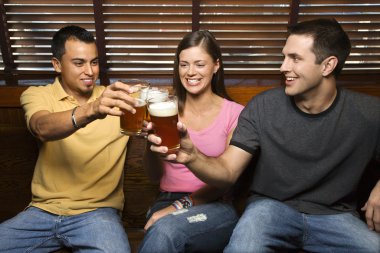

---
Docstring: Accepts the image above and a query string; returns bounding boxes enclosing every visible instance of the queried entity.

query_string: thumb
[178,121,188,137]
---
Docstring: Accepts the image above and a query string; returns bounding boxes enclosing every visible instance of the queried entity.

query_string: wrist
[171,195,194,210]
[171,200,182,210]
[71,106,82,129]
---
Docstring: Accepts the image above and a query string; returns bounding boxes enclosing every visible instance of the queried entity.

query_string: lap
[152,202,238,235]
[0,207,131,253]
[140,200,238,253]
[225,198,380,253]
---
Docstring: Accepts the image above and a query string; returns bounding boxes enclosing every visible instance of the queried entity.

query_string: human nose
[280,58,290,73]
[84,63,94,76]
[187,64,196,76]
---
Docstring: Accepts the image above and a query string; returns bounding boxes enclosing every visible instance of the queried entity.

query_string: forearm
[31,102,97,141]
[185,149,235,189]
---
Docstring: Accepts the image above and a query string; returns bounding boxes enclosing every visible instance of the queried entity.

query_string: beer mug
[147,95,180,154]
[141,87,169,102]
[119,79,149,136]
[141,87,169,121]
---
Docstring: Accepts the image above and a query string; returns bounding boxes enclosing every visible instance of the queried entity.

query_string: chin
[284,87,295,96]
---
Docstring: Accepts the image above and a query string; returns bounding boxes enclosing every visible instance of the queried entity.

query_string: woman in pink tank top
[139,30,244,253]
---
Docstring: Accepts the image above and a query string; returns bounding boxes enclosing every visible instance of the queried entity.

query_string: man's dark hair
[51,25,95,60]
[288,18,351,77]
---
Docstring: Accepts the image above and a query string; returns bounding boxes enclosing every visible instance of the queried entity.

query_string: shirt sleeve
[230,97,260,154]
[20,86,52,131]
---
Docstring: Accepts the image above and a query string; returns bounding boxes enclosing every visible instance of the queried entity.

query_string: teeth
[286,77,295,81]
[188,79,199,84]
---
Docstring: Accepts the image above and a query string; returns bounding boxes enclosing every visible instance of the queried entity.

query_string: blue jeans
[139,192,238,253]
[224,198,380,253]
[0,206,131,253]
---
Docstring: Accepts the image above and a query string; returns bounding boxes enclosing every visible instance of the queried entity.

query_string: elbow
[30,123,52,142]
[33,130,49,142]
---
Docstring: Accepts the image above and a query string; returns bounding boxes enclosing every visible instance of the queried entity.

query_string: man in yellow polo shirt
[0,26,136,252]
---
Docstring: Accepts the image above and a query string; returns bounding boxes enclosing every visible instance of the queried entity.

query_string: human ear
[51,57,62,73]
[214,58,220,73]
[321,56,338,77]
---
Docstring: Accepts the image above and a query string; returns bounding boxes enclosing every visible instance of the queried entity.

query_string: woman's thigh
[141,202,238,253]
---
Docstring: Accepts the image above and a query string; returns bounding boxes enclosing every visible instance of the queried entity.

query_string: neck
[295,82,337,114]
[185,91,221,114]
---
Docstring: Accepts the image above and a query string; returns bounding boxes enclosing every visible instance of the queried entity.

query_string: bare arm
[29,81,138,142]
[148,121,253,189]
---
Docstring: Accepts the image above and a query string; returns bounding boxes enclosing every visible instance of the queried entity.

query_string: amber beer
[119,79,149,136]
[120,98,146,136]
[148,96,180,154]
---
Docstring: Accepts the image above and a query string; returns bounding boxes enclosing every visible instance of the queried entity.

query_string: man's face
[52,38,99,99]
[280,34,325,98]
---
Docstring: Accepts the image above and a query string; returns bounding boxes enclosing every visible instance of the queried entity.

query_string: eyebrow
[71,57,99,62]
[179,60,206,63]
[282,53,301,59]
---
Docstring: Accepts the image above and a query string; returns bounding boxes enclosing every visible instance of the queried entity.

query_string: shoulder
[22,83,54,94]
[20,83,55,102]
[224,99,244,112]
[341,88,380,109]
[342,88,380,101]
[340,88,380,121]
[246,86,285,107]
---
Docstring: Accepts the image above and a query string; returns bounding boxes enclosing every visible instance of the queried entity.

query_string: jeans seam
[26,235,57,253]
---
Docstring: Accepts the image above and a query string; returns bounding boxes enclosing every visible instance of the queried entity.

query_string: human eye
[73,60,84,67]
[196,61,205,67]
[292,55,301,63]
[91,59,99,66]
[179,62,188,68]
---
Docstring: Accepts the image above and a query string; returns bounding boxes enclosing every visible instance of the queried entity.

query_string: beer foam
[148,101,178,117]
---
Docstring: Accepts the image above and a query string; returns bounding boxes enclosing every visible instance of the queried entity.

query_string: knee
[354,235,380,253]
[147,218,183,241]
[139,219,185,253]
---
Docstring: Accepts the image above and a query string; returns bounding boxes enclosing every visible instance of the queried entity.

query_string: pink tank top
[160,99,244,192]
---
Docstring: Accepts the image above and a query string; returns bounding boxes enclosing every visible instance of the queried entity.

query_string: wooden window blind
[298,0,380,74]
[199,0,290,74]
[0,0,379,86]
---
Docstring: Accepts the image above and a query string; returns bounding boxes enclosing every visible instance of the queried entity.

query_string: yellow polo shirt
[20,78,129,215]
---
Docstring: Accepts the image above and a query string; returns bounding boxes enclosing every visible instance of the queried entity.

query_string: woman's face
[178,45,219,95]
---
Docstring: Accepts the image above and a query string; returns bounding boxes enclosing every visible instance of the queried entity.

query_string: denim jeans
[0,206,131,253]
[224,198,380,253]
[139,192,238,253]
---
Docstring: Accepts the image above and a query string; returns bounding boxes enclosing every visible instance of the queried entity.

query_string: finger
[150,145,169,154]
[104,84,139,108]
[113,80,132,92]
[365,205,375,230]
[177,121,187,133]
[147,134,162,145]
[98,95,137,114]
[142,121,154,132]
[374,214,380,232]
[373,204,380,232]
[144,219,153,231]
[165,154,177,161]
